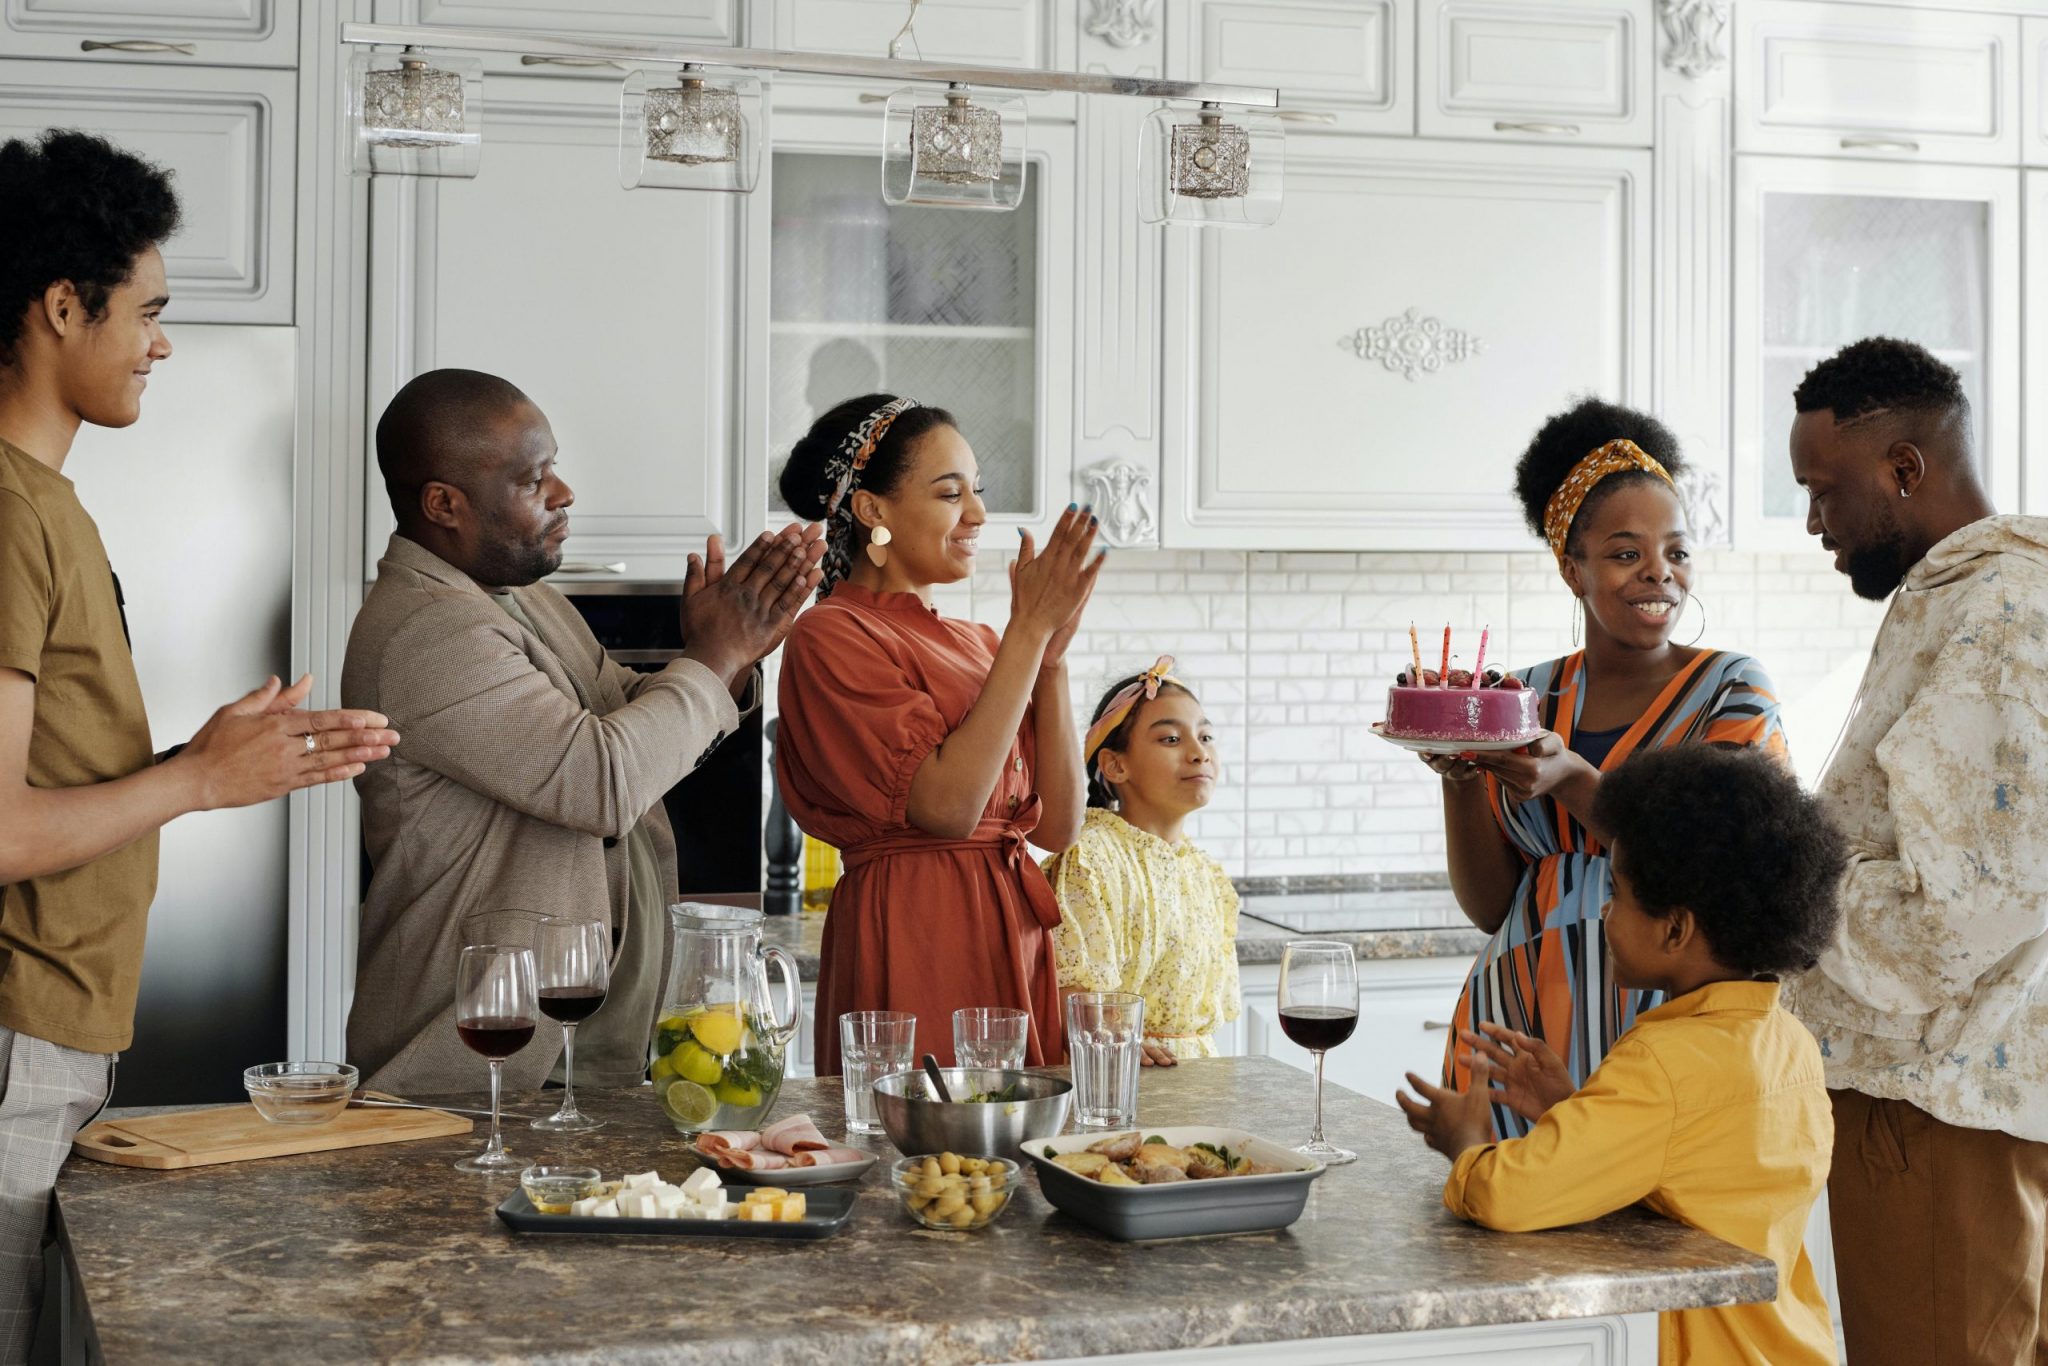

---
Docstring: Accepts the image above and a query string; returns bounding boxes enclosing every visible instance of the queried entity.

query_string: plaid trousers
[0,1027,110,1366]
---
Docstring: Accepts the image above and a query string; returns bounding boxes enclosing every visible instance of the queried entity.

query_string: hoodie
[1787,515,2048,1142]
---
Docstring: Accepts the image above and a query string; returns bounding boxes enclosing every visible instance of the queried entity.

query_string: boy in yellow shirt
[1398,745,1845,1366]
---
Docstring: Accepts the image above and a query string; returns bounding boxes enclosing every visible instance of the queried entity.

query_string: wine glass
[1279,940,1359,1165]
[454,944,538,1173]
[532,918,609,1133]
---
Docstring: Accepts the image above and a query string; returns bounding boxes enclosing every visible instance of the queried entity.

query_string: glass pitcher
[648,904,802,1135]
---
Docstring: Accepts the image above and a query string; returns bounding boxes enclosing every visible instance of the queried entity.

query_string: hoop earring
[1571,596,1583,649]
[865,524,892,568]
[1683,592,1707,648]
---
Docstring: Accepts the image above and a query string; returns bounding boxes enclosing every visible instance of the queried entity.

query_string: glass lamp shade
[1139,103,1284,227]
[347,47,482,179]
[882,85,1026,211]
[620,67,765,193]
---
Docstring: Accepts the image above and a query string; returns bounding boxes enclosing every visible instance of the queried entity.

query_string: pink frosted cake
[1383,669,1540,744]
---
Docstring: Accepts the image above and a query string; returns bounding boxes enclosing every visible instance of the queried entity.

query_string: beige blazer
[341,536,743,1095]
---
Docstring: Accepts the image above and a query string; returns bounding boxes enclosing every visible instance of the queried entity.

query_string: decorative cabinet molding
[1084,0,1159,49]
[2024,18,2048,167]
[1657,0,1727,78]
[1735,1,2020,165]
[1,0,298,67]
[1419,0,1654,147]
[365,75,737,579]
[1341,307,1485,381]
[1078,458,1157,546]
[0,58,295,323]
[1673,465,1727,545]
[1167,0,1413,137]
[1161,137,1650,551]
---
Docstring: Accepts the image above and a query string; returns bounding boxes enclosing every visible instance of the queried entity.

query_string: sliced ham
[760,1113,830,1154]
[791,1146,868,1167]
[695,1130,761,1158]
[716,1149,791,1171]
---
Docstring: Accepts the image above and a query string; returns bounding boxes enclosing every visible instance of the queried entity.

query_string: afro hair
[1792,336,1967,428]
[1512,397,1686,550]
[0,130,181,369]
[1594,746,1846,978]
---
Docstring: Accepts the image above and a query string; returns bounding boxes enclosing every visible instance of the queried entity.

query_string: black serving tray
[495,1187,856,1241]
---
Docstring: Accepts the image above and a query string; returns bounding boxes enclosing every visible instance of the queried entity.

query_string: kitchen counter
[759,911,1488,979]
[57,1057,1773,1364]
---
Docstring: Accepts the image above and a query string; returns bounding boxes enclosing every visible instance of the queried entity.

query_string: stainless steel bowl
[871,1068,1071,1159]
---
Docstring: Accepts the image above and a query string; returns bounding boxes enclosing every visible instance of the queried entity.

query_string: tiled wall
[772,548,1891,881]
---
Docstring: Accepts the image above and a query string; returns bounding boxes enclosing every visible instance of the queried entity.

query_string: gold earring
[866,525,892,568]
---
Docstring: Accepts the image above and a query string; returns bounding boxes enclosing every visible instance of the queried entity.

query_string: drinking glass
[1278,940,1359,1165]
[454,943,538,1173]
[838,1010,915,1135]
[1065,992,1144,1129]
[532,917,609,1133]
[952,1006,1028,1070]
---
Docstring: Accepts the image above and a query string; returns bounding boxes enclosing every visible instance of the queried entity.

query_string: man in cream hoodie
[1787,336,2048,1366]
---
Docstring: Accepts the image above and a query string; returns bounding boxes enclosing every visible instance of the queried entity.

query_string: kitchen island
[55,1057,1773,1365]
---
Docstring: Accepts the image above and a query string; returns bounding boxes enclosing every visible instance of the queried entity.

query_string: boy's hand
[1396,1071,1495,1161]
[1460,1022,1575,1123]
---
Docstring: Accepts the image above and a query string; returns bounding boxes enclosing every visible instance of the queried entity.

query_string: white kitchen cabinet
[364,73,738,582]
[741,93,1077,543]
[1233,957,1470,1110]
[2024,170,2048,514]
[2027,19,2048,168]
[1418,0,1652,148]
[1165,0,1413,137]
[1731,155,2020,548]
[1160,135,1649,551]
[1735,0,2020,166]
[370,0,739,79]
[0,0,297,67]
[0,58,295,324]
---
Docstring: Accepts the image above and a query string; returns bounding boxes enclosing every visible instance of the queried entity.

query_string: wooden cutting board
[72,1096,473,1169]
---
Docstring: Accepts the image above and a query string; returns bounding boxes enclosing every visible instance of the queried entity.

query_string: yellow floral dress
[1043,808,1242,1060]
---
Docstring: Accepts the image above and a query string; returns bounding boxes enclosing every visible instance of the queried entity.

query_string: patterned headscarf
[1541,438,1675,566]
[1084,656,1186,769]
[816,397,921,600]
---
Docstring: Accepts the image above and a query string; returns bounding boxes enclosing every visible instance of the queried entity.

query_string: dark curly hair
[0,130,182,370]
[1792,336,1968,431]
[1512,397,1686,553]
[1594,746,1846,977]
[778,393,958,519]
[1085,672,1200,809]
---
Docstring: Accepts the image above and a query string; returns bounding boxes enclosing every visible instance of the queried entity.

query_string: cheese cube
[690,1198,728,1221]
[739,1201,777,1222]
[742,1187,786,1205]
[775,1192,807,1222]
[569,1197,603,1217]
[681,1168,722,1200]
[589,1198,619,1218]
[622,1170,661,1190]
[616,1189,652,1218]
[653,1188,689,1219]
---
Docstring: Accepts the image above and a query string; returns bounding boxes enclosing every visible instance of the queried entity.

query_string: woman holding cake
[1427,398,1788,1138]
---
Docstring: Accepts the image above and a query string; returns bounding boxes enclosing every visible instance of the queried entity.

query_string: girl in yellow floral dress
[1044,658,1241,1064]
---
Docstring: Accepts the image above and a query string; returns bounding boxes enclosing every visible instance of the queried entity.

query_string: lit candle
[1473,626,1490,681]
[1408,623,1423,685]
[1439,625,1452,688]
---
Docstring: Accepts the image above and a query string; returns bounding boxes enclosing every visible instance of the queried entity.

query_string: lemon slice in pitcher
[660,1079,719,1129]
[689,1008,744,1057]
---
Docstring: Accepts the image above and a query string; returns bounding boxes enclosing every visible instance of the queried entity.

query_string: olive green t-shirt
[0,439,158,1053]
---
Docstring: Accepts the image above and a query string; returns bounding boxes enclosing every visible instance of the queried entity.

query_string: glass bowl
[243,1061,358,1126]
[890,1154,1020,1231]
[519,1165,604,1214]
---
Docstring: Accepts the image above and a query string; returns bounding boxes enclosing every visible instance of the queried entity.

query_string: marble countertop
[57,1057,1773,1365]
[759,911,1487,978]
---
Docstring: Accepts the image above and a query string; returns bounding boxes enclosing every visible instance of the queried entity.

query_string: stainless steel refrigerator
[65,325,295,1105]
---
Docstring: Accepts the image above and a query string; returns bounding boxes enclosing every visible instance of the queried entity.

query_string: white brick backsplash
[768,547,1884,883]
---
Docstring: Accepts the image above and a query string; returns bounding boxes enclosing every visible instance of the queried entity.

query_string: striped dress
[1445,649,1789,1138]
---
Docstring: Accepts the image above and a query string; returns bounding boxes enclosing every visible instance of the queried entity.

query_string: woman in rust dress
[776,394,1103,1073]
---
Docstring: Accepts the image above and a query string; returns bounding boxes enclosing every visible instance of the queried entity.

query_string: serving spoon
[921,1053,954,1102]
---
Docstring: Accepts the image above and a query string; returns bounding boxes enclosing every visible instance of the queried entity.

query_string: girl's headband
[1541,438,1674,566]
[1084,656,1185,767]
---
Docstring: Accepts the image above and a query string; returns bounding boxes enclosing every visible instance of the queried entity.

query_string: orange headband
[1541,438,1674,565]
[1084,656,1183,769]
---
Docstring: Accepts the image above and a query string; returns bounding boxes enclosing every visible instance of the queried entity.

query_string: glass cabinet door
[767,150,1042,517]
[1734,157,2019,547]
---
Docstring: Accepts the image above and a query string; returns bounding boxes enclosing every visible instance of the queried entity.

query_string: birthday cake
[1383,668,1540,744]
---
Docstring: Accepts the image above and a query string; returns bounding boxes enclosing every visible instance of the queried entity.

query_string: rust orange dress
[776,583,1066,1075]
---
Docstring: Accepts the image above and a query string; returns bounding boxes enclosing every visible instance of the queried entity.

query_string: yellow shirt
[1443,981,1835,1366]
[1043,808,1241,1059]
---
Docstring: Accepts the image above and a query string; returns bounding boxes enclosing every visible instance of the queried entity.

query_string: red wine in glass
[1279,1005,1359,1052]
[538,987,606,1024]
[457,1016,536,1059]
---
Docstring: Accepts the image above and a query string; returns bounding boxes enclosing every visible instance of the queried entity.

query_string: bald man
[343,369,823,1097]
[1783,338,2048,1366]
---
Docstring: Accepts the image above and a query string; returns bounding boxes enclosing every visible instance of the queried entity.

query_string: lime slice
[660,1079,719,1129]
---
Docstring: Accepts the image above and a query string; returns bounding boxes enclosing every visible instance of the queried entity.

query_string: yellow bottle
[801,835,842,913]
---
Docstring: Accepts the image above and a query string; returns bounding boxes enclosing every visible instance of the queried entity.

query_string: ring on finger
[303,733,318,756]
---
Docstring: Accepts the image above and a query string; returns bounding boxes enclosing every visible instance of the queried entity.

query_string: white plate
[1369,723,1538,755]
[691,1145,879,1187]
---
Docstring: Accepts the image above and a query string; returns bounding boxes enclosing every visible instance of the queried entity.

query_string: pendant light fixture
[882,83,1026,211]
[1139,101,1285,227]
[346,45,482,179]
[620,63,764,193]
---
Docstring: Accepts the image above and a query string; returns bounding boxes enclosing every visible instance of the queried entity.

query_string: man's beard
[1842,501,1913,600]
[472,521,563,588]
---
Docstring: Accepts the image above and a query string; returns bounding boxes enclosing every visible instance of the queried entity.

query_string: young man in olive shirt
[0,131,399,1363]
